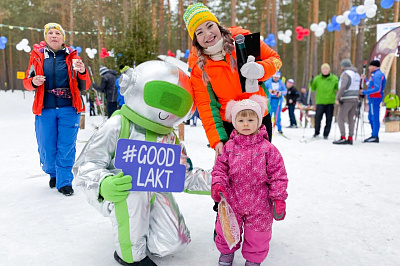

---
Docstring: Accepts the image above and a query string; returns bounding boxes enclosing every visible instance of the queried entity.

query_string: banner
[369,26,400,78]
[377,22,400,42]
[114,139,186,192]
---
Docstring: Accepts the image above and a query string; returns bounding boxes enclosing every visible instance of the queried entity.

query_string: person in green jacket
[384,89,399,119]
[311,63,339,139]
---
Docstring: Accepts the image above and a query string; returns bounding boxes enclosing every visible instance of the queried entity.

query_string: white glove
[240,55,265,80]
[245,78,259,93]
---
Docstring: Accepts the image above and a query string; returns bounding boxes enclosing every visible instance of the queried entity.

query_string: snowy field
[1,89,399,266]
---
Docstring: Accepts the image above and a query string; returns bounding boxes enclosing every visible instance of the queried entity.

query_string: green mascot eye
[143,80,193,118]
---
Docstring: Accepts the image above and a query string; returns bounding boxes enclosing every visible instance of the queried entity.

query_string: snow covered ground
[1,90,399,266]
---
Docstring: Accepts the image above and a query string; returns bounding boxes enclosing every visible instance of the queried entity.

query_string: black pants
[288,105,297,126]
[107,101,118,118]
[222,113,273,143]
[314,104,334,137]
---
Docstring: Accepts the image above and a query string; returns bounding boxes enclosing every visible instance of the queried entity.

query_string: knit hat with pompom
[225,95,268,128]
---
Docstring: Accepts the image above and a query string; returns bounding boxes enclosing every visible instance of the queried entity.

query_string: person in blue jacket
[361,60,386,143]
[115,65,128,109]
[264,71,287,133]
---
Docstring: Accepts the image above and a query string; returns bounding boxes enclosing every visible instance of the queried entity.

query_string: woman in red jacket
[23,23,91,196]
[184,3,282,156]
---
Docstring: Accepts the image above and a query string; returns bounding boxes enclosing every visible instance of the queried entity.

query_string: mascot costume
[73,61,211,266]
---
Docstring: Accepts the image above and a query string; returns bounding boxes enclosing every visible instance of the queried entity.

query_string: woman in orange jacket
[184,3,282,155]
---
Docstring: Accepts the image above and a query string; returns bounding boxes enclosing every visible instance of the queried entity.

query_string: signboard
[377,22,400,42]
[369,26,400,78]
[16,71,25,79]
[114,139,186,192]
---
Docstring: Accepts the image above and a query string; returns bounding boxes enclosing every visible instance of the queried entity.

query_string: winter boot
[218,252,235,266]
[347,136,353,145]
[58,185,74,196]
[332,136,347,145]
[114,251,157,266]
[49,177,56,188]
[245,261,261,266]
[363,136,379,143]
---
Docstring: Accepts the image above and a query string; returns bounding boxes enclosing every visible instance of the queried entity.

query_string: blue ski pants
[368,98,381,138]
[270,97,282,131]
[35,107,81,189]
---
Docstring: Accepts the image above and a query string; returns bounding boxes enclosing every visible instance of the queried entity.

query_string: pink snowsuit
[212,125,288,263]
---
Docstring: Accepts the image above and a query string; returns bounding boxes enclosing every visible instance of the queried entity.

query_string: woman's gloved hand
[99,172,132,202]
[211,183,227,202]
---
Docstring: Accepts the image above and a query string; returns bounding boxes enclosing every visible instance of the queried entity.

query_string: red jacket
[188,26,282,148]
[23,46,91,115]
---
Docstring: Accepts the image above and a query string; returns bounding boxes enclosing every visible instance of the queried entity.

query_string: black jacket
[285,86,299,106]
[93,69,118,102]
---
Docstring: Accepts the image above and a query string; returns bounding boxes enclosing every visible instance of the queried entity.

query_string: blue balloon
[76,46,82,53]
[0,36,7,44]
[118,53,122,57]
[332,16,337,24]
[335,24,341,32]
[184,49,190,59]
[381,0,394,9]
[0,42,5,49]
[327,23,335,32]
[351,17,361,26]
[269,40,276,47]
[70,45,76,50]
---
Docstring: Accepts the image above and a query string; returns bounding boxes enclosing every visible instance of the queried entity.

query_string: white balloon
[318,22,327,29]
[85,47,91,54]
[345,20,351,26]
[16,44,23,51]
[343,11,350,19]
[372,4,377,11]
[277,30,284,36]
[365,0,375,6]
[366,9,376,18]
[92,49,97,55]
[285,30,292,37]
[24,46,31,53]
[21,38,29,45]
[260,35,264,41]
[88,52,94,59]
[283,37,291,44]
[310,23,318,32]
[336,15,345,24]
[315,28,324,37]
[278,33,285,40]
[356,5,366,14]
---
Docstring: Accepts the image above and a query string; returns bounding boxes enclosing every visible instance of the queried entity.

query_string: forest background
[0,0,399,94]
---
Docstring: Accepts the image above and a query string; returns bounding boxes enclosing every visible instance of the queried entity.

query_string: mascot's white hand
[245,78,259,93]
[240,55,265,80]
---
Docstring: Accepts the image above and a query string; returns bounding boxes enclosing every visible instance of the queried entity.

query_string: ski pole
[355,60,367,140]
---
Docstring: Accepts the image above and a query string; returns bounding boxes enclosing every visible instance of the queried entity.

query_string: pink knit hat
[225,95,268,128]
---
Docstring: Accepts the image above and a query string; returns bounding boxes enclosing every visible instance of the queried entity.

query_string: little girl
[211,95,288,266]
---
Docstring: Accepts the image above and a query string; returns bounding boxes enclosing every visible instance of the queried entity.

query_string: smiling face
[234,111,259,136]
[46,29,64,51]
[194,21,222,49]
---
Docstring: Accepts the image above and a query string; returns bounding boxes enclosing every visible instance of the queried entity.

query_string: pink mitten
[211,183,227,202]
[273,200,286,221]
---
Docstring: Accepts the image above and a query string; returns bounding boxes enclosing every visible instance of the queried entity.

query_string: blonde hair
[236,109,258,119]
[193,24,237,83]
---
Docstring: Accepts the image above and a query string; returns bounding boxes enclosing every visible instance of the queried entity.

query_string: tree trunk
[69,0,74,46]
[246,0,249,29]
[179,0,185,51]
[336,0,352,75]
[167,0,171,51]
[391,2,399,93]
[231,0,236,26]
[311,0,319,77]
[123,0,129,29]
[260,1,266,37]
[302,4,312,87]
[152,0,157,40]
[355,20,365,73]
[292,0,298,83]
[271,0,278,53]
[97,0,104,60]
[159,0,164,54]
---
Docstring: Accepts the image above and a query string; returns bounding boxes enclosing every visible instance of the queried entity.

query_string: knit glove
[273,200,286,221]
[211,183,227,202]
[99,172,132,202]
[240,55,265,80]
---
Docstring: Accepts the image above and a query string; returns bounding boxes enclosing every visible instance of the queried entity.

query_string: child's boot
[245,261,260,266]
[218,252,234,266]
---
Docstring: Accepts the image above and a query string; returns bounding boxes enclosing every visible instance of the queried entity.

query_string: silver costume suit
[73,61,211,264]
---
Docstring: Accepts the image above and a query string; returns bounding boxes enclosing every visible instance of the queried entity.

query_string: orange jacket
[23,46,91,115]
[188,26,282,148]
